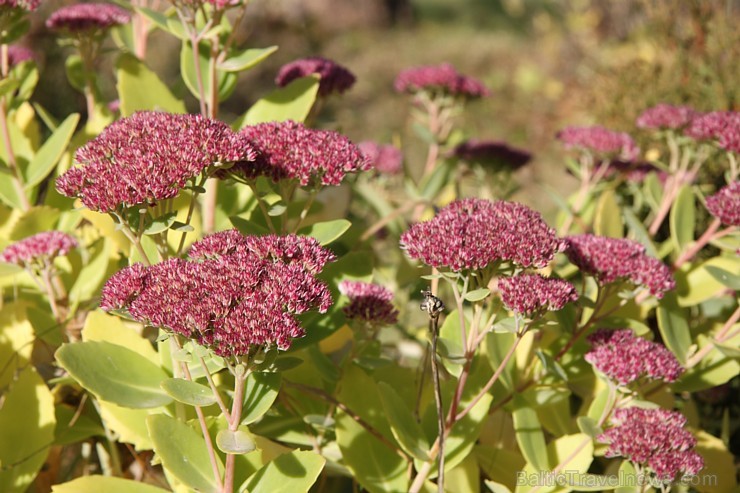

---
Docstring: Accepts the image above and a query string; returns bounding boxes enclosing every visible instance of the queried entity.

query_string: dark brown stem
[429,315,445,493]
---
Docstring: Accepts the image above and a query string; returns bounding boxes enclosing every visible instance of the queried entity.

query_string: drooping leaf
[219,46,278,72]
[240,450,325,493]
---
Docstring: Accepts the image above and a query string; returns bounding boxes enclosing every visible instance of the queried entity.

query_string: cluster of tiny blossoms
[585,329,684,385]
[705,181,739,227]
[56,111,255,213]
[227,120,370,187]
[401,198,562,272]
[394,63,489,99]
[599,407,703,482]
[276,57,356,97]
[0,0,40,12]
[685,110,740,153]
[7,45,34,66]
[497,274,578,317]
[636,104,698,131]
[565,235,675,297]
[45,3,131,32]
[358,141,403,175]
[101,230,334,356]
[452,139,532,170]
[0,231,77,267]
[557,125,639,161]
[339,280,399,326]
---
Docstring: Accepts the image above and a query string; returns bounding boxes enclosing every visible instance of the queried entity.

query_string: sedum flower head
[498,274,578,316]
[46,3,131,32]
[56,111,255,213]
[7,44,34,66]
[101,231,334,356]
[276,57,356,97]
[685,111,740,153]
[452,139,532,170]
[636,104,697,130]
[705,181,740,226]
[565,235,675,298]
[0,0,40,12]
[1,231,77,267]
[394,63,489,99]
[598,407,703,482]
[339,280,399,325]
[227,120,370,187]
[358,141,403,175]
[585,329,684,385]
[401,198,562,272]
[557,125,639,160]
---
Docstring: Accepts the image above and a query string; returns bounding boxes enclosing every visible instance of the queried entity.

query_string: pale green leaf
[51,475,169,493]
[240,76,319,127]
[377,382,430,461]
[116,53,186,115]
[219,46,278,72]
[24,113,79,188]
[161,378,218,407]
[240,450,325,493]
[297,219,351,246]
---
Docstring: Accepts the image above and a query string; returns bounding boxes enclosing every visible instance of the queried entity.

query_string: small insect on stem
[420,289,445,319]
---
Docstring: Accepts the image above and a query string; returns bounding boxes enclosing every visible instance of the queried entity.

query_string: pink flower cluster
[585,329,684,385]
[565,235,675,297]
[227,120,370,187]
[1,231,77,267]
[705,181,740,226]
[394,63,489,99]
[56,111,255,213]
[557,125,639,160]
[358,141,403,175]
[636,104,697,130]
[101,230,335,356]
[0,0,40,12]
[498,274,578,316]
[46,3,131,32]
[339,280,399,325]
[598,407,704,481]
[685,111,740,153]
[276,57,356,97]
[452,139,532,170]
[401,198,562,272]
[7,45,34,66]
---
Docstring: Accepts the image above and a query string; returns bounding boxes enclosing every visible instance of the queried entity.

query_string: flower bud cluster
[358,141,403,175]
[498,273,578,316]
[452,139,532,170]
[394,63,489,98]
[685,111,740,153]
[557,125,639,160]
[276,57,356,97]
[339,280,399,325]
[46,3,131,32]
[1,231,77,267]
[705,181,739,227]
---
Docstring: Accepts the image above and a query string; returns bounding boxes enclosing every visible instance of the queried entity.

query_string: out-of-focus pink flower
[276,57,356,97]
[585,329,684,385]
[339,280,399,325]
[46,3,131,32]
[685,111,740,153]
[565,235,675,298]
[56,111,255,213]
[401,198,562,272]
[705,181,740,226]
[358,141,403,175]
[557,125,639,160]
[452,139,532,170]
[498,274,577,316]
[394,63,489,99]
[0,0,40,13]
[636,103,697,130]
[598,407,703,482]
[1,231,77,267]
[7,45,34,66]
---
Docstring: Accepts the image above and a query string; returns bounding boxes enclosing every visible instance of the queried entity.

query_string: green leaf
[24,113,79,189]
[565,474,619,491]
[116,53,186,115]
[64,55,86,92]
[56,341,173,408]
[656,292,692,365]
[615,461,640,493]
[133,7,171,34]
[673,334,740,392]
[464,288,491,302]
[143,212,178,235]
[670,185,695,253]
[704,265,740,290]
[593,189,623,238]
[377,382,430,461]
[147,414,222,493]
[622,207,658,257]
[576,416,602,439]
[420,161,452,200]
[240,450,325,493]
[219,46,278,72]
[161,378,218,407]
[677,257,740,306]
[98,402,158,451]
[297,219,351,246]
[242,372,281,425]
[54,404,105,446]
[512,396,548,471]
[51,476,170,493]
[230,215,271,235]
[69,237,112,307]
[0,261,23,277]
[8,205,61,240]
[180,41,237,102]
[216,428,256,454]
[240,76,319,127]
[0,78,19,99]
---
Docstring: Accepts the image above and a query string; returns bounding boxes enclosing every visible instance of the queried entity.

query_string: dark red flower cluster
[46,3,131,32]
[565,235,675,297]
[605,160,668,184]
[401,198,562,272]
[0,231,77,267]
[227,120,370,187]
[557,126,639,160]
[339,280,399,325]
[0,0,40,12]
[276,57,356,97]
[705,181,740,226]
[358,141,403,175]
[598,407,703,481]
[498,274,577,316]
[394,63,489,99]
[100,230,334,356]
[585,329,684,385]
[685,111,740,153]
[636,104,697,130]
[7,45,34,66]
[56,111,255,213]
[452,139,532,170]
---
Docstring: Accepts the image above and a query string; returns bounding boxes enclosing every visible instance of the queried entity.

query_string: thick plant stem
[223,370,248,493]
[429,315,445,493]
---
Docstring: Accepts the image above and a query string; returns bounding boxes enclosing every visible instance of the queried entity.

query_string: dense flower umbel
[358,141,403,175]
[0,0,40,12]
[7,45,34,66]
[585,329,684,385]
[498,274,578,316]
[276,57,356,97]
[46,3,131,32]
[705,181,740,226]
[56,111,256,213]
[452,139,532,170]
[339,280,399,325]
[565,235,675,298]
[101,231,334,356]
[227,120,370,187]
[636,103,697,130]
[598,408,704,481]
[557,126,639,160]
[0,231,78,267]
[401,198,562,272]
[685,111,740,153]
[394,63,489,98]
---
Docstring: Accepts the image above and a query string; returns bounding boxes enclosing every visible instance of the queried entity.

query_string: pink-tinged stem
[223,370,247,493]
[673,218,729,269]
[686,304,740,369]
